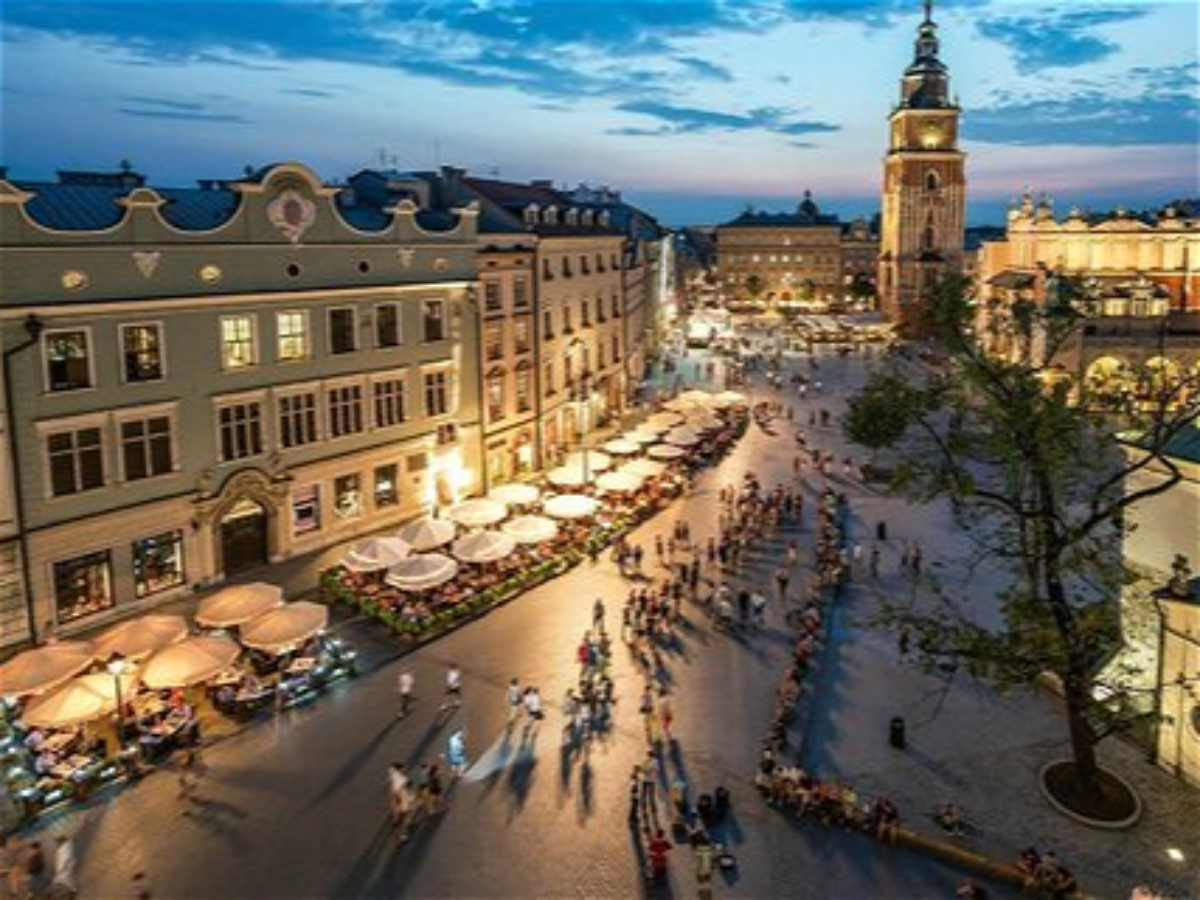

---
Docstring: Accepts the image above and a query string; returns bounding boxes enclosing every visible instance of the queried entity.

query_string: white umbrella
[686,414,723,431]
[446,499,508,529]
[93,614,188,660]
[663,397,703,412]
[602,438,641,456]
[452,531,517,564]
[716,390,748,406]
[627,428,661,444]
[646,411,684,429]
[621,459,667,479]
[0,642,95,699]
[397,517,457,551]
[648,444,688,460]
[679,389,715,405]
[142,635,241,689]
[22,672,139,728]
[544,494,599,520]
[502,515,559,545]
[564,451,612,473]
[241,602,329,654]
[595,471,645,494]
[385,554,460,591]
[197,582,283,628]
[488,483,541,506]
[342,536,410,572]
[547,465,592,488]
[666,427,703,447]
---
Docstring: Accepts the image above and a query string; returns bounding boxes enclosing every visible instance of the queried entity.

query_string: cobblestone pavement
[21,346,997,900]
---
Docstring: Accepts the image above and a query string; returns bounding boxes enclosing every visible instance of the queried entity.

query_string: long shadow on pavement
[303,715,404,811]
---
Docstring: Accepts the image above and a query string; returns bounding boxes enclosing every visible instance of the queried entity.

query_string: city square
[1,1,1198,899]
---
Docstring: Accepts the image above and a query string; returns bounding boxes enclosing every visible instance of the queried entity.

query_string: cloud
[976,8,1147,68]
[118,108,248,123]
[675,56,733,82]
[613,100,839,137]
[280,88,337,99]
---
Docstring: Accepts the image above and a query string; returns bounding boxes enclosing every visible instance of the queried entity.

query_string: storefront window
[133,531,185,598]
[293,485,321,536]
[335,474,363,520]
[375,464,399,508]
[54,551,114,623]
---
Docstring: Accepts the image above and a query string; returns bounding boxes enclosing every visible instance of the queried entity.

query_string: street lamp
[107,658,127,747]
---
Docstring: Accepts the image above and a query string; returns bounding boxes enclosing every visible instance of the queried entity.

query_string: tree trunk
[1045,559,1101,792]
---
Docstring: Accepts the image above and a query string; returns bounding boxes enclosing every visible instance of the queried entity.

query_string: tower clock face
[921,122,943,148]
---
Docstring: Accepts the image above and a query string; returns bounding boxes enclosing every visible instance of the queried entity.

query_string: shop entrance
[220,498,269,575]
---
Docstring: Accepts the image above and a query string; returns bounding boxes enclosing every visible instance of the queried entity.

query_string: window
[544,360,555,394]
[542,259,554,280]
[372,376,407,428]
[581,255,590,275]
[329,308,357,355]
[48,427,104,496]
[543,309,554,339]
[597,253,606,273]
[581,298,591,328]
[374,464,399,508]
[610,252,619,270]
[277,311,309,362]
[424,370,450,416]
[407,452,428,473]
[514,320,531,355]
[516,367,532,413]
[562,257,572,278]
[220,315,256,370]
[133,531,185,598]
[53,551,114,623]
[612,333,621,362]
[375,304,401,348]
[122,324,164,382]
[612,294,621,317]
[278,391,320,449]
[292,485,320,536]
[334,473,362,520]
[217,400,264,461]
[44,330,92,392]
[487,375,505,422]
[513,277,529,309]
[484,280,503,312]
[121,415,173,481]
[925,170,940,191]
[563,307,574,333]
[485,324,504,361]
[327,384,365,438]
[422,300,447,342]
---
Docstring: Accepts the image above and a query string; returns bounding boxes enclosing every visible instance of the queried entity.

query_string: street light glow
[1166,847,1185,862]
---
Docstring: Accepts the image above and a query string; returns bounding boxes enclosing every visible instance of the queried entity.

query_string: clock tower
[878,0,966,333]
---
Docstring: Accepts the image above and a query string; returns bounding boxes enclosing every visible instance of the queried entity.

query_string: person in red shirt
[645,828,672,884]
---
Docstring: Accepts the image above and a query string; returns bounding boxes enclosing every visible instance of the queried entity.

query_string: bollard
[889,716,906,749]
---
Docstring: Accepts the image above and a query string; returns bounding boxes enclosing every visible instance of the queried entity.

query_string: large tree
[845,272,1200,819]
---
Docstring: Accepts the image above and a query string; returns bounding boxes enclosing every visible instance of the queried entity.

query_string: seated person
[23,728,46,752]
[935,802,963,835]
[34,748,58,775]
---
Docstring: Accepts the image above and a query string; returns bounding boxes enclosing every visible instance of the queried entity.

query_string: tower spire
[923,0,933,24]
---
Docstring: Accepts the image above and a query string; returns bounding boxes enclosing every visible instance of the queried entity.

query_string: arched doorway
[220,497,269,576]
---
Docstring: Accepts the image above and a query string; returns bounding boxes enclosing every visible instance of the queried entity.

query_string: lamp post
[107,658,127,747]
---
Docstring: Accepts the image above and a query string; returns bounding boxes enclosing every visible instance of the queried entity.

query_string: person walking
[25,840,48,900]
[388,762,412,827]
[592,598,606,633]
[628,766,642,825]
[397,670,415,719]
[441,663,462,711]
[774,565,791,601]
[640,752,659,820]
[506,677,522,725]
[523,686,543,722]
[50,834,77,899]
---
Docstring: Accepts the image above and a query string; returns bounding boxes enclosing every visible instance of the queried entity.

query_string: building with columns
[878,1,966,332]
[0,162,480,643]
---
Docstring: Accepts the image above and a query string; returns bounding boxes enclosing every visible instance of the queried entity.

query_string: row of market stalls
[323,390,749,636]
[0,584,355,823]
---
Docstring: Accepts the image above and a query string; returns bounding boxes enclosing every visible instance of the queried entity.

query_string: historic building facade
[716,194,878,311]
[0,163,480,642]
[878,2,966,332]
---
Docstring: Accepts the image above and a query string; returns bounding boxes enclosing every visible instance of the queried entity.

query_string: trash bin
[876,521,888,541]
[889,716,906,749]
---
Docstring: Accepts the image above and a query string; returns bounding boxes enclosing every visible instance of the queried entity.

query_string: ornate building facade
[878,1,966,332]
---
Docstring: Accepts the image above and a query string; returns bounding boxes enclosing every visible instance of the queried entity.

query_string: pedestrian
[658,692,673,740]
[523,686,543,721]
[898,626,911,659]
[751,591,767,625]
[441,663,462,710]
[51,834,76,899]
[694,836,716,900]
[646,827,672,885]
[130,871,152,900]
[446,729,467,777]
[397,669,415,719]
[912,542,924,577]
[593,597,606,632]
[869,543,880,579]
[506,677,522,724]
[774,565,790,601]
[25,840,48,899]
[628,766,642,825]
[388,762,411,826]
[640,752,658,818]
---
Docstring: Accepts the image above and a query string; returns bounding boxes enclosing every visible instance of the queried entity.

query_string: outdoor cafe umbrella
[547,465,592,488]
[602,438,641,456]
[446,499,508,529]
[397,517,457,551]
[564,451,612,473]
[0,641,95,699]
[620,459,667,479]
[685,414,723,431]
[543,494,599,520]
[341,537,410,573]
[647,444,687,461]
[385,554,460,591]
[142,634,241,689]
[93,614,188,661]
[488,483,541,506]
[22,672,139,729]
[665,427,703,447]
[663,397,703,413]
[196,582,284,628]
[240,602,329,654]
[715,390,748,407]
[679,389,715,405]
[627,428,661,444]
[502,515,559,545]
[452,531,517,564]
[595,471,644,495]
[646,411,684,430]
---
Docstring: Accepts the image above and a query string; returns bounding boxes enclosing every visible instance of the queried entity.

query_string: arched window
[925,170,940,191]
[922,223,936,251]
